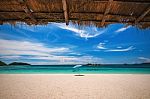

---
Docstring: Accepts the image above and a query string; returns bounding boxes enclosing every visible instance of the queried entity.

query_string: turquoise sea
[0,65,150,74]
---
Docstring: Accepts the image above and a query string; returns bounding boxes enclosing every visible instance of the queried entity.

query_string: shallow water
[0,65,150,74]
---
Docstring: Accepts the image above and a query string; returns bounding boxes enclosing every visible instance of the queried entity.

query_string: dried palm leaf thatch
[0,0,149,29]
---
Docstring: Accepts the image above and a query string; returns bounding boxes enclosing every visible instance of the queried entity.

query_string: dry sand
[0,74,150,99]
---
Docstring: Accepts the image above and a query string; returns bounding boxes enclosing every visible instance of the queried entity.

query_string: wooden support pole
[101,0,113,27]
[135,6,150,24]
[18,0,37,23]
[62,0,69,25]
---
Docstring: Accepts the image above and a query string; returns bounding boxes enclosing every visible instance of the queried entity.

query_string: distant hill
[141,62,150,65]
[0,61,7,66]
[9,62,31,65]
[86,63,101,66]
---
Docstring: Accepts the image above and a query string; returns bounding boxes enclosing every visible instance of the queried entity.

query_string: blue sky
[0,22,150,65]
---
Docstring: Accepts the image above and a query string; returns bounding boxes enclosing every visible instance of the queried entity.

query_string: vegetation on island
[0,61,7,66]
[0,61,31,66]
[141,62,150,65]
[9,62,31,65]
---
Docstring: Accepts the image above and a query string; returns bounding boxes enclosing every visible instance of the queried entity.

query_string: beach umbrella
[73,65,83,76]
[73,65,82,68]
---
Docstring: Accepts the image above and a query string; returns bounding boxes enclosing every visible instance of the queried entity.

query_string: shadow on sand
[74,74,85,76]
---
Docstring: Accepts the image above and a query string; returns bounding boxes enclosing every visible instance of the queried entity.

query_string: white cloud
[117,46,122,48]
[54,23,105,39]
[69,52,81,55]
[0,55,21,59]
[0,39,69,56]
[0,39,102,65]
[106,46,134,52]
[115,25,131,33]
[0,49,49,56]
[28,55,102,65]
[97,43,107,49]
[56,23,85,34]
[138,57,150,63]
[97,42,134,52]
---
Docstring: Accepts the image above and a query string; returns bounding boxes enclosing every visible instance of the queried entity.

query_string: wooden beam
[0,11,64,13]
[1,18,150,25]
[70,12,136,18]
[113,1,150,4]
[2,18,149,22]
[135,6,150,24]
[101,0,113,26]
[0,11,137,22]
[72,0,150,4]
[62,0,69,25]
[18,0,37,23]
[91,0,150,4]
[0,11,149,18]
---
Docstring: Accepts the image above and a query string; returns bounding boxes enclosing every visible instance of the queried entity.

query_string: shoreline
[0,72,150,74]
[0,73,150,75]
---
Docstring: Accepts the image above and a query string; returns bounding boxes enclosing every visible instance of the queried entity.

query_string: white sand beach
[0,74,150,99]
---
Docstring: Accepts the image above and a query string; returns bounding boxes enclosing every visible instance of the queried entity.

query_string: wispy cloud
[0,55,102,65]
[0,39,102,64]
[97,42,134,52]
[55,23,85,34]
[115,25,131,33]
[54,23,105,39]
[138,57,150,63]
[0,39,69,56]
[117,46,122,48]
[97,43,107,49]
[0,55,21,59]
[27,55,102,65]
[106,46,134,52]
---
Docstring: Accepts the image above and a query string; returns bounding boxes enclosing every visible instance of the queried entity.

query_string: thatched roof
[0,0,150,29]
